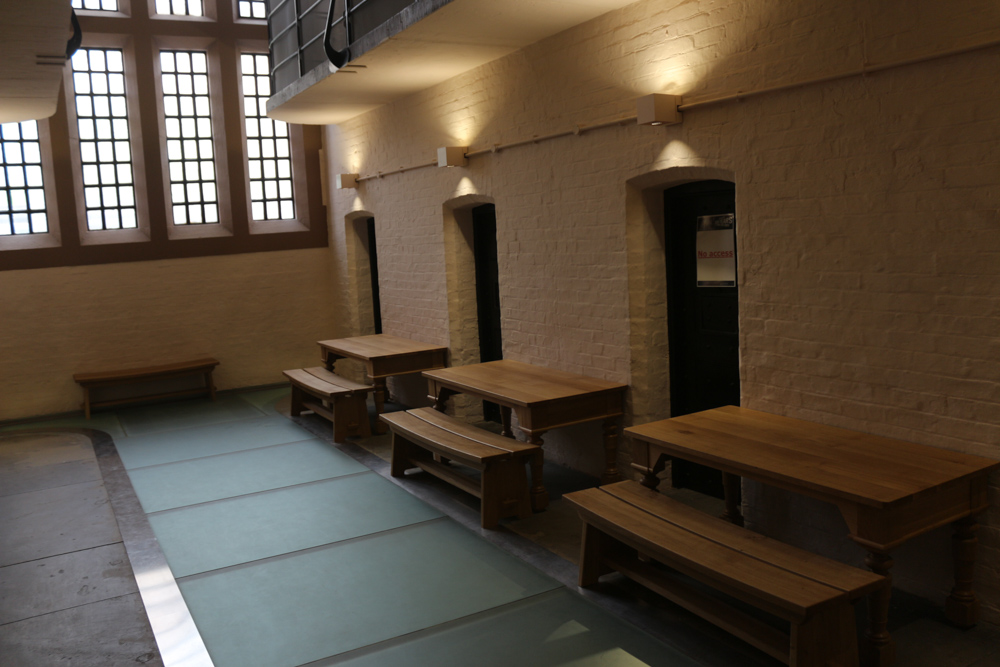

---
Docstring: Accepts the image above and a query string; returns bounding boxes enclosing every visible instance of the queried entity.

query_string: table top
[423,359,627,408]
[626,406,999,510]
[317,334,447,361]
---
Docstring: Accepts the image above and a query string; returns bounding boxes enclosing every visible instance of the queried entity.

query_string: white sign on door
[696,213,736,287]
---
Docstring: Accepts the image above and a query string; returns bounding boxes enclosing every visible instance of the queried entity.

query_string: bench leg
[579,523,615,587]
[480,459,532,529]
[480,464,502,529]
[791,602,859,667]
[332,394,371,441]
[290,386,305,417]
[82,388,92,420]
[390,433,428,477]
[205,370,217,401]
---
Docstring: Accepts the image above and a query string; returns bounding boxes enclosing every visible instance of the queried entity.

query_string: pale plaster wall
[0,248,340,420]
[325,0,1000,621]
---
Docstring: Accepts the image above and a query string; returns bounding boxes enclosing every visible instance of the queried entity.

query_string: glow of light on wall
[656,139,697,165]
[452,177,478,198]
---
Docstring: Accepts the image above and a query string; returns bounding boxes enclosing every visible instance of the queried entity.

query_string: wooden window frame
[2,0,327,271]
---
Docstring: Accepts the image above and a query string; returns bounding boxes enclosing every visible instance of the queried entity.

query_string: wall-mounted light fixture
[337,173,359,189]
[637,94,682,126]
[437,146,468,167]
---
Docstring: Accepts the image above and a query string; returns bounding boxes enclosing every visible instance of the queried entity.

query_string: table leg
[721,473,744,526]
[527,432,549,512]
[500,406,513,438]
[372,377,388,434]
[946,516,980,627]
[323,352,343,372]
[862,552,896,667]
[432,387,458,412]
[640,454,668,489]
[601,417,622,484]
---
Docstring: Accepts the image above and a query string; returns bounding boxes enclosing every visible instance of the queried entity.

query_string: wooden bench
[73,357,220,418]
[380,407,542,529]
[564,481,885,667]
[283,367,374,441]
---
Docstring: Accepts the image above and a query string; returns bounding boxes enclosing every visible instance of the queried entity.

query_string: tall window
[160,50,219,226]
[71,48,138,231]
[0,121,48,236]
[242,53,294,221]
[3,0,326,270]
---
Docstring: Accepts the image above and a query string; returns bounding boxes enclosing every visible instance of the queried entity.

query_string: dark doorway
[665,181,739,498]
[366,217,382,334]
[472,204,502,422]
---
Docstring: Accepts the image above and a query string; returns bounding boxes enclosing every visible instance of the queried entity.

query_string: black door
[472,204,503,422]
[366,218,382,334]
[665,181,739,498]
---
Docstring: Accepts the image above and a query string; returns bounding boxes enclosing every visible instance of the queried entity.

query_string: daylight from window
[242,53,295,221]
[161,50,220,225]
[155,0,205,17]
[71,48,138,231]
[239,1,268,20]
[72,0,118,11]
[0,121,47,236]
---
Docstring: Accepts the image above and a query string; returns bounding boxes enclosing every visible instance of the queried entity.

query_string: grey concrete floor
[0,430,162,667]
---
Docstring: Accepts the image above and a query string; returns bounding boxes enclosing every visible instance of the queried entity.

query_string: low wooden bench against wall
[380,407,541,529]
[73,357,220,418]
[283,366,375,441]
[565,481,884,667]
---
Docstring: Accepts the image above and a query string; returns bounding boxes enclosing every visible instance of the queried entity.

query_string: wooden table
[626,405,999,667]
[318,334,448,431]
[423,359,627,511]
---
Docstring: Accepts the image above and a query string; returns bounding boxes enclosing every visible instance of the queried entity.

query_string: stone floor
[0,431,161,666]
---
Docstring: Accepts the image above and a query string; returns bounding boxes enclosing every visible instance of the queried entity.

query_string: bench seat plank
[380,411,510,467]
[300,366,374,393]
[72,358,220,386]
[568,486,841,619]
[283,368,371,400]
[602,481,884,598]
[406,407,539,454]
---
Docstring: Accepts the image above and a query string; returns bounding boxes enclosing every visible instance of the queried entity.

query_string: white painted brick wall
[324,0,1000,621]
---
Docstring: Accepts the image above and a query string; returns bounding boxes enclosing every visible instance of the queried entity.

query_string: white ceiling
[267,0,639,125]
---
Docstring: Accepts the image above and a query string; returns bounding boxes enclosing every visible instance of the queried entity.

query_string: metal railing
[267,0,415,97]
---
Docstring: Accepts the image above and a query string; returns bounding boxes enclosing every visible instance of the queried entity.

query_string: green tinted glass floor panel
[333,589,696,667]
[177,520,562,667]
[114,416,312,469]
[126,438,367,513]
[149,472,443,577]
[236,386,291,415]
[117,394,266,436]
